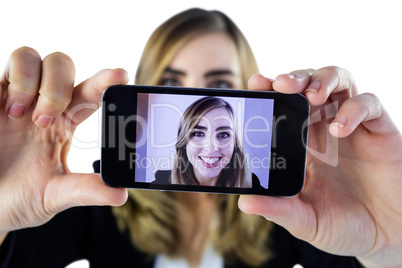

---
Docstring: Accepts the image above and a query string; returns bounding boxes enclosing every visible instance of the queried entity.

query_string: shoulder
[153,170,172,184]
[8,206,154,267]
[267,224,362,267]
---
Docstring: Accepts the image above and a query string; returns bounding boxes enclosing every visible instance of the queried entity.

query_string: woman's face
[159,32,243,89]
[186,107,235,186]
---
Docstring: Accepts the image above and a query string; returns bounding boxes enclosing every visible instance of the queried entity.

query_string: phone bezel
[101,85,309,196]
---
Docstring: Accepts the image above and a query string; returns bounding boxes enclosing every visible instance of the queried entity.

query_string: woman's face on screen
[161,31,242,185]
[186,107,235,186]
[159,32,243,89]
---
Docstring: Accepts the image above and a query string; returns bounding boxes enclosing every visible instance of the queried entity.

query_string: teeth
[200,157,219,164]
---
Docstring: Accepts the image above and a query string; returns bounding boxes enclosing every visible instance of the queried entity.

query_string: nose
[202,134,219,152]
[180,77,205,88]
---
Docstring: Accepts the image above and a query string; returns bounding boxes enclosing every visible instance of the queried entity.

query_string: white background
[0,0,401,175]
[0,1,401,267]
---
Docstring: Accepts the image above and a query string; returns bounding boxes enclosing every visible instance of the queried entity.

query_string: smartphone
[100,85,309,196]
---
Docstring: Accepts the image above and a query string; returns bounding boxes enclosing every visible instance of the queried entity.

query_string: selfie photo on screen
[135,93,274,189]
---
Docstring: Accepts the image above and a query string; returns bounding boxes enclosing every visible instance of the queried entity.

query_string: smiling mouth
[198,156,222,168]
[200,156,220,163]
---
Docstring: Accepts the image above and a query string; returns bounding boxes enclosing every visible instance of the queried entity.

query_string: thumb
[44,173,128,214]
[238,195,316,241]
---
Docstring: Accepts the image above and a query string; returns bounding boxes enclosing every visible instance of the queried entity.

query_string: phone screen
[101,85,309,196]
[134,93,274,189]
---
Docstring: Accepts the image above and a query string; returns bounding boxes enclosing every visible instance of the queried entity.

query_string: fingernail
[8,104,26,119]
[331,115,347,128]
[35,115,55,128]
[287,74,295,79]
[305,80,321,93]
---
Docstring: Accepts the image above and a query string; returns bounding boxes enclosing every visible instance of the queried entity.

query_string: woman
[114,9,272,267]
[170,96,249,188]
[1,7,402,268]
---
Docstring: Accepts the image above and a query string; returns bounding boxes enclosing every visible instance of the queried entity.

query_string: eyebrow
[216,126,233,131]
[205,70,234,78]
[194,125,207,130]
[164,67,234,78]
[164,67,185,76]
[194,125,233,131]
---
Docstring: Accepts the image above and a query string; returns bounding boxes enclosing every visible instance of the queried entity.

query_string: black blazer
[0,205,363,268]
[93,160,263,188]
[153,170,263,188]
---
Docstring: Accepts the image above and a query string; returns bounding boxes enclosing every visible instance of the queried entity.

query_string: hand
[0,47,128,236]
[239,67,402,267]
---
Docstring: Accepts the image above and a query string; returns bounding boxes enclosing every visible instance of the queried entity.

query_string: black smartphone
[101,85,309,196]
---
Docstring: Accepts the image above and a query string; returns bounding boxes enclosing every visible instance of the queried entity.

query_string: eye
[217,131,231,139]
[191,131,205,137]
[160,78,182,87]
[207,80,233,89]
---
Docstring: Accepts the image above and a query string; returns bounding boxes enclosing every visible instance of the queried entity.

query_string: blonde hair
[113,8,273,267]
[135,8,258,88]
[172,96,247,187]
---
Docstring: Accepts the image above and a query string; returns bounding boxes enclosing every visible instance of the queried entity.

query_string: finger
[65,68,128,127]
[304,66,358,106]
[45,173,128,214]
[329,93,398,137]
[247,74,274,91]
[32,52,75,128]
[3,47,42,119]
[272,69,314,94]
